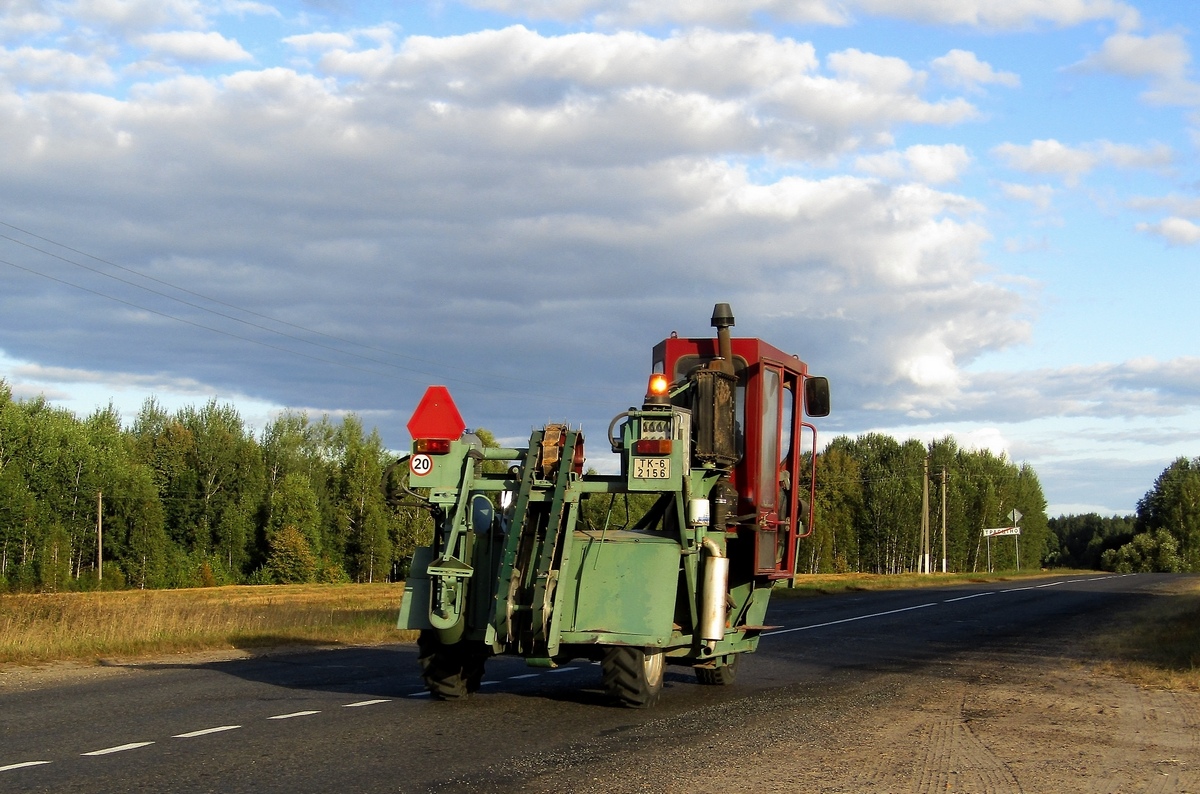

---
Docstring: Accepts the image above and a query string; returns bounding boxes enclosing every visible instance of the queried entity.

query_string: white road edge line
[173,726,241,738]
[0,761,51,772]
[764,602,938,637]
[266,710,320,720]
[943,592,996,603]
[343,699,391,708]
[82,742,155,756]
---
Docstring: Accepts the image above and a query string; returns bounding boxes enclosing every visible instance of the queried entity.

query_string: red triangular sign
[406,385,466,440]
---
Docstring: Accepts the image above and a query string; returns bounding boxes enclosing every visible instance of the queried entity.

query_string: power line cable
[0,225,621,406]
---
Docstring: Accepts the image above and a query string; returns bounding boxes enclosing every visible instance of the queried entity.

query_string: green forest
[1,380,1197,592]
[0,381,431,591]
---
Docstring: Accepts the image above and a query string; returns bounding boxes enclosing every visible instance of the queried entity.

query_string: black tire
[601,646,664,708]
[417,630,490,700]
[695,653,739,686]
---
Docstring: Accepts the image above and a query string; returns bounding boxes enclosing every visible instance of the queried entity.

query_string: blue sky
[2,0,1199,517]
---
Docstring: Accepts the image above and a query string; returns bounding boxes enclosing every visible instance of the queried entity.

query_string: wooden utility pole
[97,490,103,582]
[941,468,948,573]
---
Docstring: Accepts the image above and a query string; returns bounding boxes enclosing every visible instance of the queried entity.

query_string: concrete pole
[921,457,930,574]
[97,490,103,583]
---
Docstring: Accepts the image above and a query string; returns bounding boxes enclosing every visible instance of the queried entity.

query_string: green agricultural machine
[397,304,830,707]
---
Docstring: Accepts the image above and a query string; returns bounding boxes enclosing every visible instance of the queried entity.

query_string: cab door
[753,364,805,578]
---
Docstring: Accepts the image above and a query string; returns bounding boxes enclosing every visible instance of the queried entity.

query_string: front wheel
[601,646,664,708]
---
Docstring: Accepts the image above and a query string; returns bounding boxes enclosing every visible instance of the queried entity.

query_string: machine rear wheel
[695,653,739,686]
[601,646,664,708]
[418,630,489,700]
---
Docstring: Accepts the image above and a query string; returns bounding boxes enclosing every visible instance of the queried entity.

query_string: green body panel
[397,546,434,630]
[558,530,680,646]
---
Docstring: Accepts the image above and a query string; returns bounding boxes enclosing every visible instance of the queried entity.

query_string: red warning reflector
[406,386,466,441]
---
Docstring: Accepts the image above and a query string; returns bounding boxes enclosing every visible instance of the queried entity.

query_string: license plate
[632,457,670,479]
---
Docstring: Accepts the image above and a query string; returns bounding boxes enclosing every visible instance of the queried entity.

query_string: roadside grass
[1090,577,1200,692]
[776,569,1069,597]
[0,584,415,666]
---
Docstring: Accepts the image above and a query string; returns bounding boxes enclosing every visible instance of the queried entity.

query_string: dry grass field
[0,583,413,665]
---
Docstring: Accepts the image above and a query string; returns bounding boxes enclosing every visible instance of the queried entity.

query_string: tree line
[1046,457,1200,573]
[7,377,1190,592]
[799,433,1049,575]
[0,381,432,591]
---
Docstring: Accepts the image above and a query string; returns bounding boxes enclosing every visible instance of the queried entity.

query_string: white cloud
[135,31,252,63]
[953,357,1200,422]
[462,0,1139,31]
[219,1,280,18]
[1078,32,1189,81]
[310,27,976,162]
[1000,182,1055,211]
[1136,217,1200,246]
[0,7,61,40]
[1075,31,1200,108]
[0,46,116,87]
[992,138,1173,185]
[849,0,1139,30]
[931,49,1020,91]
[466,0,851,27]
[68,0,210,33]
[855,144,971,184]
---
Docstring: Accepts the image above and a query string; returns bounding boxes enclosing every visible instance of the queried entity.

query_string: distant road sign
[1008,509,1023,525]
[984,527,1021,537]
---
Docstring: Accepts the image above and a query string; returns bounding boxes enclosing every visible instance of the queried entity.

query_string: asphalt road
[0,573,1175,793]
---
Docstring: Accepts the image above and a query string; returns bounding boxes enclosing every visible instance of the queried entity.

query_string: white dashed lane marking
[81,742,155,756]
[343,699,391,708]
[267,710,320,720]
[0,761,51,772]
[943,592,995,602]
[173,725,241,738]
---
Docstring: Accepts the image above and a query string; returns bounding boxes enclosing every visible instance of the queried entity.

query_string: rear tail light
[633,439,672,455]
[414,438,452,454]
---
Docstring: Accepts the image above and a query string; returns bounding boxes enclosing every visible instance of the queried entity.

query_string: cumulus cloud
[1077,32,1189,81]
[1136,217,1200,245]
[308,27,977,163]
[0,7,61,40]
[0,46,116,87]
[931,49,1020,91]
[463,0,1139,31]
[855,144,971,184]
[69,0,211,34]
[1000,182,1055,211]
[135,31,252,63]
[1075,31,1200,107]
[992,138,1173,185]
